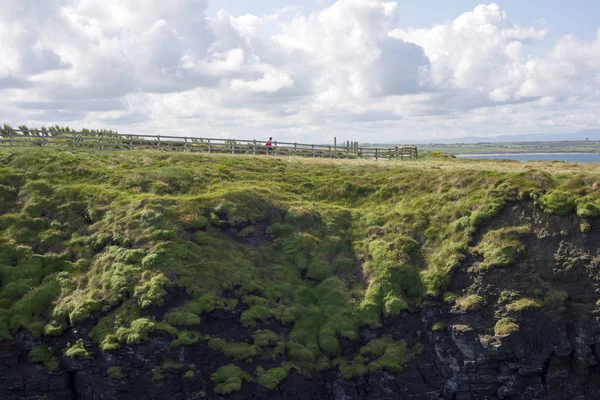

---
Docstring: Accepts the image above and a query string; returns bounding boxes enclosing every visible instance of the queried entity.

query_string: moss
[183,370,195,379]
[443,292,458,304]
[431,322,446,332]
[164,310,201,327]
[152,367,165,381]
[577,201,600,218]
[540,191,576,216]
[107,367,123,380]
[171,331,202,347]
[255,366,288,390]
[473,226,528,269]
[64,340,93,360]
[252,330,279,347]
[29,346,60,371]
[580,223,591,234]
[494,318,520,336]
[115,318,156,345]
[450,324,474,333]
[455,295,484,312]
[506,298,542,313]
[211,364,252,395]
[208,338,259,361]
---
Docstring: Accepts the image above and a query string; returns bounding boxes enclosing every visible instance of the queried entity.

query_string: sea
[455,153,600,163]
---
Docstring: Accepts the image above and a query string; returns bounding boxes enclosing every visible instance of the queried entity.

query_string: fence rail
[0,129,418,160]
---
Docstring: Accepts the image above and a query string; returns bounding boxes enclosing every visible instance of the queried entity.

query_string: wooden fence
[0,129,418,160]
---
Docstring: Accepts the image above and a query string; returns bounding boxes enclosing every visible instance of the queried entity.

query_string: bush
[64,341,93,360]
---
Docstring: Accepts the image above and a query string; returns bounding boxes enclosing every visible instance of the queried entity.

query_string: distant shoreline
[455,152,598,157]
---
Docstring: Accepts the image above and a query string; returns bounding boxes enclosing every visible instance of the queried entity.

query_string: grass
[0,148,599,395]
[494,318,520,336]
[454,295,484,312]
[29,345,60,371]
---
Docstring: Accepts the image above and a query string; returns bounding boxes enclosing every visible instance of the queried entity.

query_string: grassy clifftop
[0,149,598,392]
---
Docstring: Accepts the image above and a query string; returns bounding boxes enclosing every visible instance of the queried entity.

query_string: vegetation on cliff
[0,148,599,394]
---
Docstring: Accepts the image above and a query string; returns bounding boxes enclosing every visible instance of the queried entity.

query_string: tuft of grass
[431,322,446,332]
[540,191,576,216]
[29,345,60,371]
[506,298,542,313]
[454,295,484,312]
[255,366,288,390]
[494,318,520,336]
[211,364,252,395]
[472,226,528,269]
[64,340,93,360]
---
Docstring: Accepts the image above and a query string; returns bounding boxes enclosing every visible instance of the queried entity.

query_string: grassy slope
[1,149,599,390]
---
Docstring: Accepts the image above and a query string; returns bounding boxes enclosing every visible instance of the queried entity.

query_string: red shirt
[266,140,272,147]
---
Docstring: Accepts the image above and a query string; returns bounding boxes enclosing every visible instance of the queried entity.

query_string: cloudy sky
[1,0,599,143]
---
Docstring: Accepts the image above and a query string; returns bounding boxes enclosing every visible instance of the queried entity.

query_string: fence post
[72,132,76,149]
[231,141,235,154]
[415,146,418,159]
[101,132,105,150]
[41,133,45,148]
[208,139,211,153]
[253,139,256,155]
[157,135,160,150]
[184,137,188,152]
[9,130,13,147]
[375,148,378,160]
[334,137,337,153]
[346,143,349,158]
[312,145,315,158]
[130,135,133,150]
[294,142,297,156]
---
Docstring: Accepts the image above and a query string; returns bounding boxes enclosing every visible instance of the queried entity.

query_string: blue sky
[2,0,599,142]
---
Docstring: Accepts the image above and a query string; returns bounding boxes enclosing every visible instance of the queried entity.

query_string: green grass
[211,364,252,395]
[506,298,542,313]
[454,295,484,312]
[29,345,60,371]
[494,318,520,336]
[1,149,599,394]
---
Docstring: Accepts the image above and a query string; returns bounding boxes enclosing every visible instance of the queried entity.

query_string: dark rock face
[3,202,600,400]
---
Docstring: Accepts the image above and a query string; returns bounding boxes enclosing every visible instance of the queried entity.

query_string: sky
[1,0,599,143]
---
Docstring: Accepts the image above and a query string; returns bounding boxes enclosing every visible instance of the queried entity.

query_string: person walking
[266,137,273,155]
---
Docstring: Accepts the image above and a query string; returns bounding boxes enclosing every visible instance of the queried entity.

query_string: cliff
[0,150,599,399]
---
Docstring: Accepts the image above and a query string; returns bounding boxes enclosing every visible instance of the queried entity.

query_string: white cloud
[0,0,599,142]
